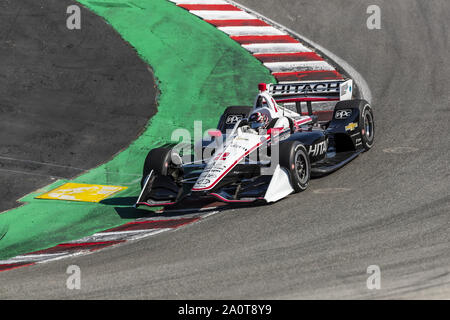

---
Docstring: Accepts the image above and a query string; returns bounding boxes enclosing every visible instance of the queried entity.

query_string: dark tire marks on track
[0,0,156,212]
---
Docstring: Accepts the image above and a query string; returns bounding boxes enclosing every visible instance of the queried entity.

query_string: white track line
[0,168,66,179]
[0,156,86,171]
[0,156,141,177]
[197,210,221,219]
[66,230,167,243]
[136,210,219,221]
[36,251,88,264]
[190,10,254,20]
[242,43,311,54]
[125,229,171,241]
[218,26,285,36]
[68,229,173,242]
[264,61,335,73]
[0,253,69,264]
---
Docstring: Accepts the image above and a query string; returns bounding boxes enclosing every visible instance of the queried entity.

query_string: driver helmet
[248,112,269,130]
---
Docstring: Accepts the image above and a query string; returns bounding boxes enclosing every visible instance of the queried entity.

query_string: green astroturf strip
[0,0,274,260]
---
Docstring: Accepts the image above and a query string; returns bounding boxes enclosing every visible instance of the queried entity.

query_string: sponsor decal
[335,109,352,120]
[309,139,328,157]
[345,122,358,132]
[228,143,249,152]
[36,183,127,203]
[270,81,341,95]
[196,178,211,185]
[202,166,226,175]
[226,114,243,124]
[214,152,230,161]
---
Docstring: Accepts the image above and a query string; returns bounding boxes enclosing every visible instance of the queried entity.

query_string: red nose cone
[258,83,267,92]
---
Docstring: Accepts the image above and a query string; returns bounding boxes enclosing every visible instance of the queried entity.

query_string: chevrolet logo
[345,122,358,131]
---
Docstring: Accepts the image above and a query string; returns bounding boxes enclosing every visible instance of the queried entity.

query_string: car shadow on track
[100,197,137,206]
[100,197,152,219]
[100,195,274,221]
[100,197,209,220]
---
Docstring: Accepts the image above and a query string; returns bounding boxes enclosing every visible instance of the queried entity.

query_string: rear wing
[259,79,353,103]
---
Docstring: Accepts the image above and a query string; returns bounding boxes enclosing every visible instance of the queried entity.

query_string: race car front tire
[141,147,173,188]
[279,141,311,193]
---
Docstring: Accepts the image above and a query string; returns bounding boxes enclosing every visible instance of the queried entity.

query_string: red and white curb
[169,0,344,82]
[0,210,219,272]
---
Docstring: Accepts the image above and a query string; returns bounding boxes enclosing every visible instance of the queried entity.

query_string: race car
[135,79,374,207]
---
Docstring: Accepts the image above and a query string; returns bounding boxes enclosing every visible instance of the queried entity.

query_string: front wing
[135,165,294,208]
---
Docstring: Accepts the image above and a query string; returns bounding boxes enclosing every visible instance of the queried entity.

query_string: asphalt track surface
[0,0,156,213]
[1,0,449,299]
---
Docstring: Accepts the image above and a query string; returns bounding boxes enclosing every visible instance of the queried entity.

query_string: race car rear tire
[141,147,173,188]
[279,141,310,193]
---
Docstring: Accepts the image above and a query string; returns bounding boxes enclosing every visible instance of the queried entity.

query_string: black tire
[141,147,172,188]
[217,106,252,133]
[279,141,311,193]
[361,104,375,151]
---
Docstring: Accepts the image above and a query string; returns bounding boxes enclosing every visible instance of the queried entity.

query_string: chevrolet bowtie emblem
[345,122,358,131]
